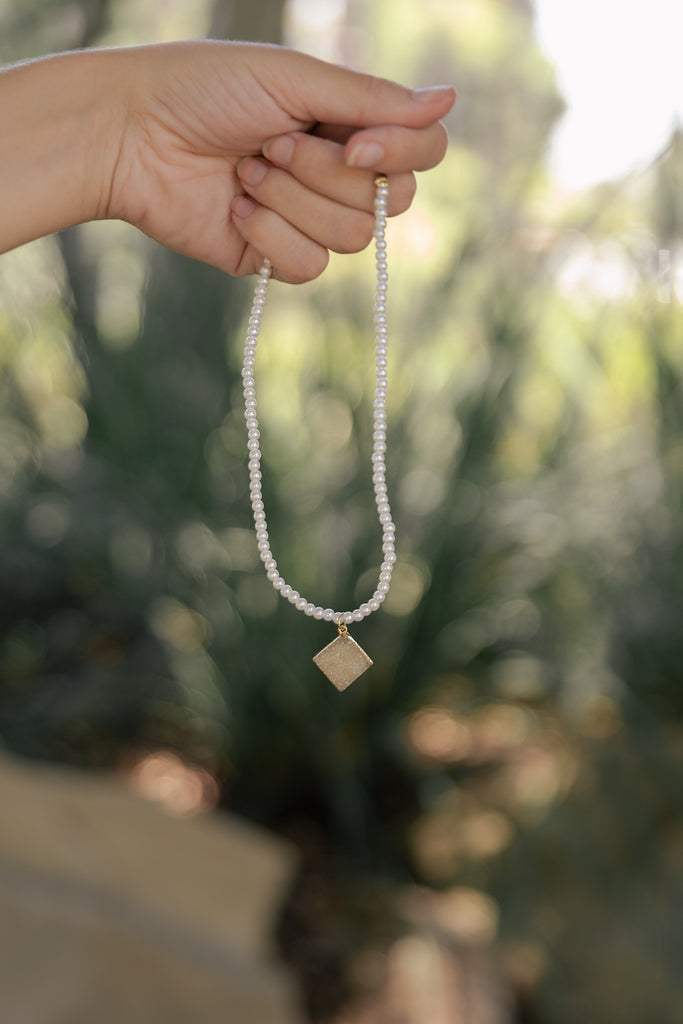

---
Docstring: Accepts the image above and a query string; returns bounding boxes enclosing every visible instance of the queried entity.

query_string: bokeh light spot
[126,750,219,817]
[150,598,210,652]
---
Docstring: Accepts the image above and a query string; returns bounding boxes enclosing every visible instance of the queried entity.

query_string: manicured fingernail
[412,85,456,103]
[346,141,385,169]
[231,195,257,219]
[263,135,295,166]
[238,157,267,186]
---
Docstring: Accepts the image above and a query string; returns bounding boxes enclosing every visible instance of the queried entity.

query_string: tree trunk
[209,0,286,45]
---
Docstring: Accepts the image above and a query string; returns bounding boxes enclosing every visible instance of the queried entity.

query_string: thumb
[277,49,456,129]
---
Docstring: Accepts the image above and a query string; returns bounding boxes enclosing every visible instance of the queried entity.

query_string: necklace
[242,175,394,691]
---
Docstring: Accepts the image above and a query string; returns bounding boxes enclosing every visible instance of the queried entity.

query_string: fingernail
[231,195,257,219]
[263,135,295,166]
[412,85,456,103]
[346,141,385,169]
[238,158,267,186]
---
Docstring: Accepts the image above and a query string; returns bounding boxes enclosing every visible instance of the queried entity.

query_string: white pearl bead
[242,179,394,629]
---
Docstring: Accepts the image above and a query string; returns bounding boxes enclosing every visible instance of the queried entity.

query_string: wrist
[0,49,128,251]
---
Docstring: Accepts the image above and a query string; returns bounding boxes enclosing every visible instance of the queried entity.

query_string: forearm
[0,50,125,253]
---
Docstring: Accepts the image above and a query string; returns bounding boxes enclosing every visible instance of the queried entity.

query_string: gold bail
[337,616,349,637]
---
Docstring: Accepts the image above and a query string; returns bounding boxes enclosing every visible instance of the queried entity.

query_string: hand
[108,41,455,282]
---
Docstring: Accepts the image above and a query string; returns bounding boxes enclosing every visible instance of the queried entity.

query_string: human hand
[107,41,455,282]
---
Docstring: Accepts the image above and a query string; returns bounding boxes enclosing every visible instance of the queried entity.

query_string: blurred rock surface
[0,752,303,1024]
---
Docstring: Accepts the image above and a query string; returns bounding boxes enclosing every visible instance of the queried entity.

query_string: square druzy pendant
[313,634,373,691]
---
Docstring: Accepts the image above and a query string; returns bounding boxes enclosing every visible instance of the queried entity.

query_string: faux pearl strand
[242,176,395,626]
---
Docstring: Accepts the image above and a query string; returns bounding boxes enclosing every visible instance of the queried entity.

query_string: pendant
[313,620,373,691]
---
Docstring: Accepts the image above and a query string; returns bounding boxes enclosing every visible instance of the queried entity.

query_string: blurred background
[1,1,683,1022]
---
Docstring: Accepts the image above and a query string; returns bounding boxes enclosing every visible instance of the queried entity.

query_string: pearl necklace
[242,176,394,690]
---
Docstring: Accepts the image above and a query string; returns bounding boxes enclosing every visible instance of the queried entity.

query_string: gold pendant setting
[313,620,373,691]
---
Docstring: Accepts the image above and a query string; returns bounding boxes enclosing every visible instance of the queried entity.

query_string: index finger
[262,131,417,215]
[344,120,449,172]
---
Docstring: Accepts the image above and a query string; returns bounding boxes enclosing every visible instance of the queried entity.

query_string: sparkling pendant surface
[313,633,373,691]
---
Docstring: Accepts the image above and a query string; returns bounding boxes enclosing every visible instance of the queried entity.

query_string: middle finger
[236,156,376,255]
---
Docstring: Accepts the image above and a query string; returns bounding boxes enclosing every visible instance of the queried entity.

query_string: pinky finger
[230,196,329,284]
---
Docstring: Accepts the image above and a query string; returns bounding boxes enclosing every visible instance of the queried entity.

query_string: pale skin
[0,40,454,283]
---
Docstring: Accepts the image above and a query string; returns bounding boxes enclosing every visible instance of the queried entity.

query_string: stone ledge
[0,753,304,1024]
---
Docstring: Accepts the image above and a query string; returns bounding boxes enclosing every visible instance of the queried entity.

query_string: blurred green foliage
[1,1,683,1022]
